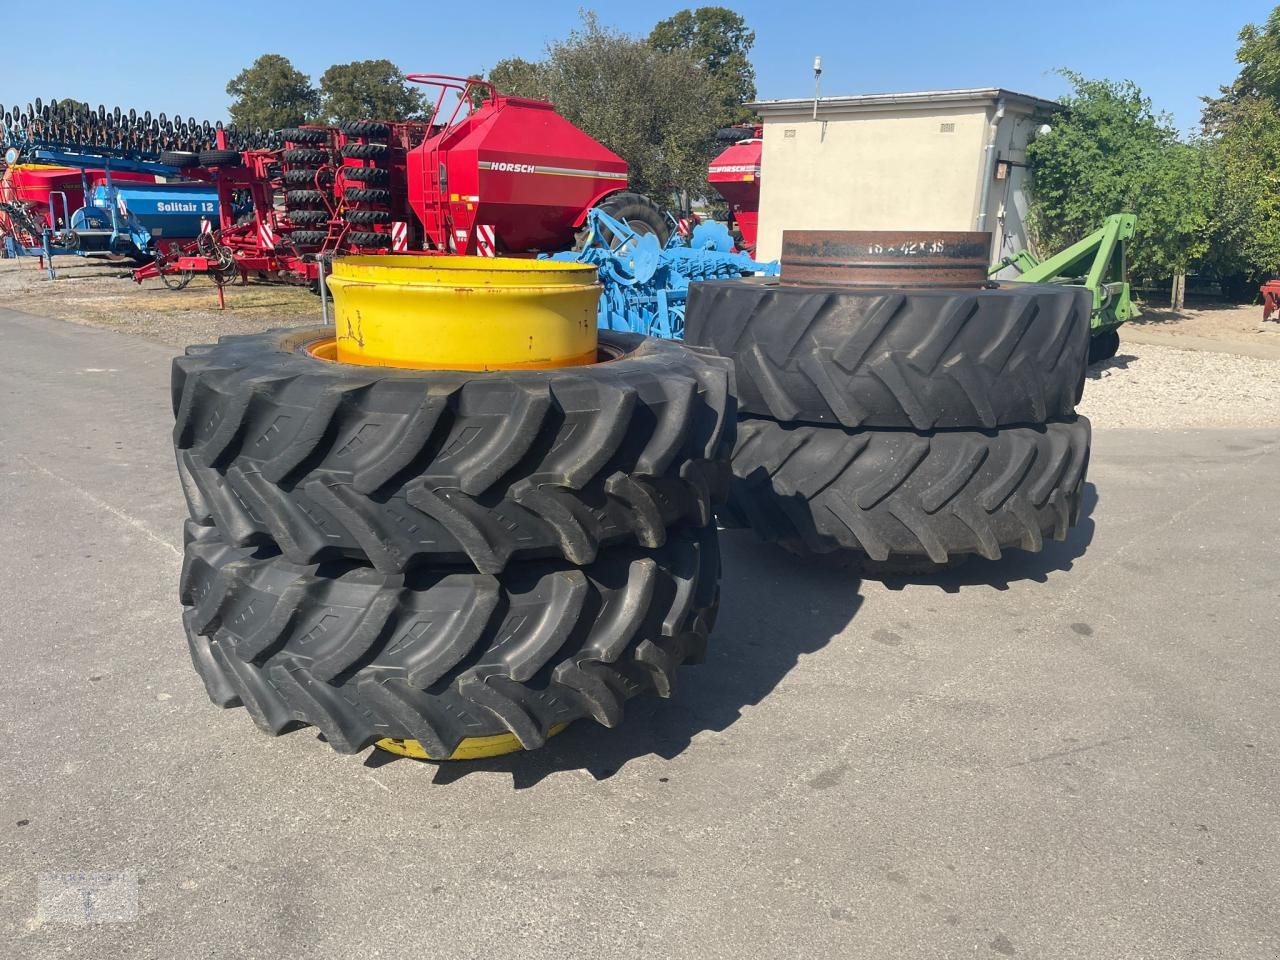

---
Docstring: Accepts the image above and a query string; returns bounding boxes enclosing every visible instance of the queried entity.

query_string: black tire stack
[685,280,1094,570]
[338,121,394,249]
[278,128,334,249]
[172,327,736,757]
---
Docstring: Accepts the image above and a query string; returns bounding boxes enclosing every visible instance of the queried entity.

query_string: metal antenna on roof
[812,56,823,120]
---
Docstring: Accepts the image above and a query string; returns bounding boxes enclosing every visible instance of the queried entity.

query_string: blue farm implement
[551,208,778,339]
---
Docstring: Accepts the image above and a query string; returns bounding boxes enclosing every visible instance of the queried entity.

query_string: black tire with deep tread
[180,521,719,756]
[284,189,328,208]
[339,120,391,139]
[172,327,736,574]
[198,149,242,167]
[286,210,329,225]
[283,230,327,246]
[344,187,392,205]
[722,416,1090,563]
[282,147,329,165]
[345,231,392,248]
[341,166,389,185]
[343,209,390,226]
[685,281,1092,431]
[280,127,329,144]
[282,168,334,186]
[341,142,388,160]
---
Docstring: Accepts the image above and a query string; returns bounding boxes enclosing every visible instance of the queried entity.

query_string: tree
[1203,6,1280,131]
[485,14,720,200]
[318,59,423,123]
[649,7,757,125]
[225,54,319,130]
[1028,72,1212,281]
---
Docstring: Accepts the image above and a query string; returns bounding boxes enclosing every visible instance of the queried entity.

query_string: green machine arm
[990,213,1139,336]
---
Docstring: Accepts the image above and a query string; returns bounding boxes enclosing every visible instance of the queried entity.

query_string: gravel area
[1079,339,1280,428]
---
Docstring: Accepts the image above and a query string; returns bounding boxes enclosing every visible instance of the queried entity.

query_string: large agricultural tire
[589,191,671,247]
[345,230,392,248]
[285,210,329,225]
[180,521,719,756]
[283,230,328,247]
[1088,328,1121,365]
[685,281,1093,431]
[343,187,392,205]
[159,150,199,167]
[722,416,1090,564]
[340,142,389,160]
[284,189,328,208]
[282,147,329,165]
[343,209,390,226]
[172,327,735,575]
[339,120,390,139]
[280,127,329,144]
[341,165,389,185]
[282,168,333,186]
[198,149,242,168]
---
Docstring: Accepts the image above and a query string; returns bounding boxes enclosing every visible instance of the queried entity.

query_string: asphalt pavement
[2,306,1278,959]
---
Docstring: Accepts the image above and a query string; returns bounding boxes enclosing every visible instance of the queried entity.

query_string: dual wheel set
[174,236,1095,761]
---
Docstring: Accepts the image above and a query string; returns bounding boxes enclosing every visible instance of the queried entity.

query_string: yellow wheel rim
[375,723,571,761]
[325,255,600,370]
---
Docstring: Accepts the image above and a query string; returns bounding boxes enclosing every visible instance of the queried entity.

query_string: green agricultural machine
[991,213,1137,364]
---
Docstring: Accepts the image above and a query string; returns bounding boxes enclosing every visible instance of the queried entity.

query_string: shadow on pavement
[1088,353,1139,377]
[385,529,863,788]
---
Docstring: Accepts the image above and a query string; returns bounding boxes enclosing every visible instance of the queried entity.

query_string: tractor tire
[343,209,390,226]
[286,210,329,225]
[160,150,199,167]
[684,281,1093,431]
[282,148,329,165]
[285,189,329,208]
[180,520,719,756]
[588,191,670,247]
[341,166,389,185]
[172,327,735,574]
[283,230,328,246]
[345,231,392,248]
[339,120,391,139]
[198,149,242,167]
[343,187,392,205]
[1088,328,1121,365]
[722,416,1090,564]
[340,142,389,160]
[282,168,333,186]
[280,127,329,144]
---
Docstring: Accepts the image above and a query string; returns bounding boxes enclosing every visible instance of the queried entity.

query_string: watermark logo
[38,871,138,925]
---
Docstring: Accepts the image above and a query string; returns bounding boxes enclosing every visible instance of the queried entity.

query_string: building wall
[753,99,1045,263]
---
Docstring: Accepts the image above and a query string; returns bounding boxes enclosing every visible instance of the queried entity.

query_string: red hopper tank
[708,126,763,251]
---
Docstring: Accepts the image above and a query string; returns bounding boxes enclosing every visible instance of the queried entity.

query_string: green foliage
[648,6,757,125]
[1028,72,1212,278]
[318,59,422,123]
[225,54,319,130]
[485,13,720,200]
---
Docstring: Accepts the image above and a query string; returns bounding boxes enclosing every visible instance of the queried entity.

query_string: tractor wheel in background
[281,148,329,165]
[344,231,392,248]
[1088,328,1121,365]
[282,168,333,186]
[338,120,390,139]
[343,209,390,226]
[585,191,671,248]
[180,520,719,757]
[280,127,329,144]
[340,142,389,160]
[340,166,389,185]
[721,416,1091,566]
[684,281,1093,432]
[343,188,392,205]
[172,327,735,574]
[282,230,328,246]
[197,149,242,167]
[159,150,198,167]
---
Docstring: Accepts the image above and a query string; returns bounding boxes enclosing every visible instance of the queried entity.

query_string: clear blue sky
[2,1,1271,134]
